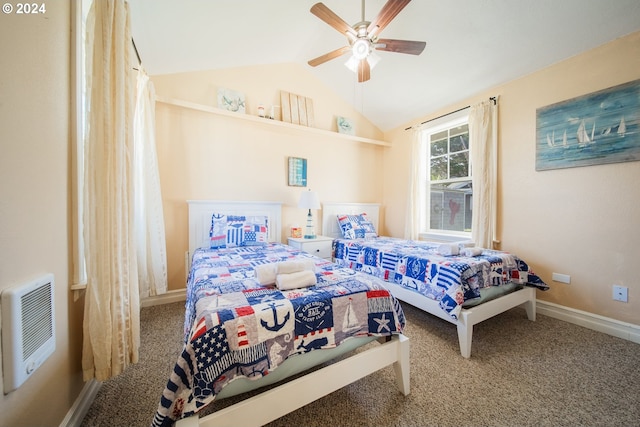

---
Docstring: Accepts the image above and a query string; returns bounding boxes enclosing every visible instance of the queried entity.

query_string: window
[422,114,472,237]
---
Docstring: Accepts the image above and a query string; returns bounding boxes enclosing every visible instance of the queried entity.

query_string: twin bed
[153,201,410,427]
[322,202,549,359]
[154,199,548,426]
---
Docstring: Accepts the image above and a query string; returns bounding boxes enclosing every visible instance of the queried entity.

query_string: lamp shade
[298,190,321,210]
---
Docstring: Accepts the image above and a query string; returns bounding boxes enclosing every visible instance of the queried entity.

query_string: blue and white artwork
[536,79,639,171]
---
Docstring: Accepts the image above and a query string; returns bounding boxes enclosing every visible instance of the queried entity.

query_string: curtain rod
[132,38,142,66]
[404,96,496,131]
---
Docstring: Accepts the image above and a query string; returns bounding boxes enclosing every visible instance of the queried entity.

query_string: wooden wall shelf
[156,96,391,147]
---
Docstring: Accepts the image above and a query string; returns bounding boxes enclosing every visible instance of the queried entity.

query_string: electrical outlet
[552,273,571,284]
[612,285,628,302]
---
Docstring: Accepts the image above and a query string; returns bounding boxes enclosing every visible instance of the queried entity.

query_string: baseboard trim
[62,292,187,426]
[59,379,101,427]
[141,289,187,307]
[537,300,640,344]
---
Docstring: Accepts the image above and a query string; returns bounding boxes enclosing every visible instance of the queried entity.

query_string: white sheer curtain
[469,98,499,249]
[134,68,168,298]
[82,0,140,382]
[404,125,426,240]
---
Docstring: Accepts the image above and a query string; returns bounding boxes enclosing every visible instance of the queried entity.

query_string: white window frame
[419,110,472,242]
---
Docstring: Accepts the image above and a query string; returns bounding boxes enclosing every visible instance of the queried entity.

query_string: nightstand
[287,235,333,261]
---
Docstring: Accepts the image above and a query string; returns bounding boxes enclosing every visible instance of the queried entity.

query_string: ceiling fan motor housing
[352,38,371,59]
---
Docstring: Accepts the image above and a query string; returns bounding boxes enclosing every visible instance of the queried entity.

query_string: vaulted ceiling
[129,0,640,131]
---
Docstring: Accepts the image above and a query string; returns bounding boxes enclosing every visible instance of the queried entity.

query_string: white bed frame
[322,202,536,359]
[179,200,410,427]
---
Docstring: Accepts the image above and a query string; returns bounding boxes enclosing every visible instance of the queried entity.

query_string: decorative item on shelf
[269,105,280,120]
[337,116,355,135]
[257,103,265,118]
[291,225,302,238]
[288,156,307,187]
[280,90,314,127]
[298,189,321,239]
[217,88,246,113]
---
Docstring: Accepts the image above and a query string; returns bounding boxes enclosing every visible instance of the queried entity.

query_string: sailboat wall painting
[536,79,640,171]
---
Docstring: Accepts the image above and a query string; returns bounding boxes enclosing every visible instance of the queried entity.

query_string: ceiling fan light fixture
[367,50,380,68]
[352,38,371,60]
[344,55,358,72]
[344,50,380,73]
[309,0,423,83]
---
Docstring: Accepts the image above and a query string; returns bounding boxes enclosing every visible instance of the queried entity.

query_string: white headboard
[187,200,283,257]
[321,202,381,239]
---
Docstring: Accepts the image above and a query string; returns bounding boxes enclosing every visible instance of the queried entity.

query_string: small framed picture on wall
[288,157,307,187]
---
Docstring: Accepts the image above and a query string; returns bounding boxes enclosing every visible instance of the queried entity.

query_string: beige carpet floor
[81,300,640,427]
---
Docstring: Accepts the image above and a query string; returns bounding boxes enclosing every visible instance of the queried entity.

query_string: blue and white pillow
[210,214,269,249]
[337,213,377,239]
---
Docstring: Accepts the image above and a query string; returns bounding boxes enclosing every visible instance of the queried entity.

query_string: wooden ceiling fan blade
[367,0,411,37]
[376,39,426,55]
[308,46,351,67]
[311,3,357,38]
[357,59,370,83]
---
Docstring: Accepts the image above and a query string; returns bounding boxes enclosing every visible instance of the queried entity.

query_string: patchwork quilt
[152,243,405,427]
[333,237,549,320]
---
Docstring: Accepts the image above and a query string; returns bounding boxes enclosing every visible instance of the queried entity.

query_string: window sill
[419,232,472,243]
[71,283,87,291]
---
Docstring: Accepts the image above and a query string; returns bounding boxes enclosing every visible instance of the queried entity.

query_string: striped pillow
[210,214,269,248]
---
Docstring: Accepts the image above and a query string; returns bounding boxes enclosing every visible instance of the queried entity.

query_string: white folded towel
[437,243,459,256]
[461,247,483,257]
[276,259,315,275]
[276,270,317,291]
[254,263,277,286]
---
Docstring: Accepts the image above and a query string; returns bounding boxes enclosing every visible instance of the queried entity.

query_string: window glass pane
[429,188,444,230]
[430,181,472,232]
[430,138,447,157]
[449,129,469,152]
[450,124,468,138]
[430,156,448,181]
[449,152,469,178]
[431,129,448,142]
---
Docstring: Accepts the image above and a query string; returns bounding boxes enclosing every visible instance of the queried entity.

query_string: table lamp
[298,189,321,239]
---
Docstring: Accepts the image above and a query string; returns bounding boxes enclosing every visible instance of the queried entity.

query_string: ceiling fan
[308,0,426,83]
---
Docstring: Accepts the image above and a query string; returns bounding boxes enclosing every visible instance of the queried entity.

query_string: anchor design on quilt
[260,302,290,331]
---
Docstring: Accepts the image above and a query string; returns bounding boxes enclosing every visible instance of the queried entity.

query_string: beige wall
[383,31,640,325]
[0,6,636,425]
[0,1,85,426]
[152,64,387,289]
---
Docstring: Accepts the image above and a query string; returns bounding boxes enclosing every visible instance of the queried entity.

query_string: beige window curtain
[134,68,168,298]
[404,125,426,240]
[82,0,140,382]
[469,98,499,249]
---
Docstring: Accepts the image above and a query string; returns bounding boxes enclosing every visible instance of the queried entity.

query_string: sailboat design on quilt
[343,298,360,333]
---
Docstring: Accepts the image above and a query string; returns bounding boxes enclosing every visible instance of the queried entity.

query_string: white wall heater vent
[1,273,55,394]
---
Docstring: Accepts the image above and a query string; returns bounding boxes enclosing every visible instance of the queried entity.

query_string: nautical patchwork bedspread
[333,237,549,320]
[152,243,406,427]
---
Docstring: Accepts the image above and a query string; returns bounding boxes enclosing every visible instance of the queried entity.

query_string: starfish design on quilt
[373,313,391,333]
